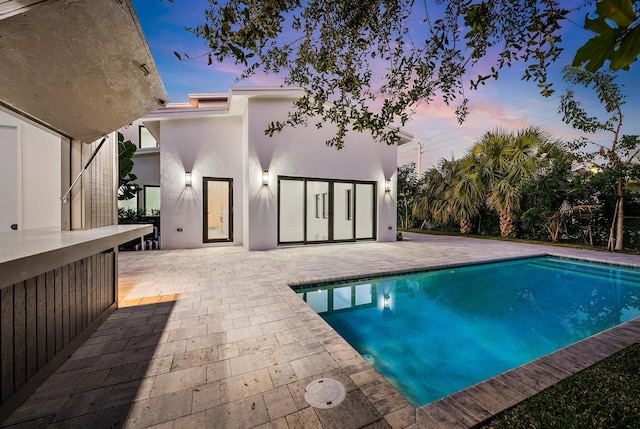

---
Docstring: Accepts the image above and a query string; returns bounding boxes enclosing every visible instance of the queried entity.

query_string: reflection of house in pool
[294,282,385,314]
[0,0,166,420]
[122,89,413,250]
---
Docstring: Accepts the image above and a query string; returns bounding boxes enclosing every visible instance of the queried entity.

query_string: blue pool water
[294,256,640,407]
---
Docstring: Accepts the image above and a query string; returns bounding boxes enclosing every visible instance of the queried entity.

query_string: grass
[480,342,640,428]
[400,228,640,255]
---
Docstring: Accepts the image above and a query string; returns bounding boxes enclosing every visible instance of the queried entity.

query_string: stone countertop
[0,224,152,289]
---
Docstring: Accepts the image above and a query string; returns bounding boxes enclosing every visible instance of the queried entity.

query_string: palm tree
[415,156,482,234]
[451,153,484,233]
[470,127,552,237]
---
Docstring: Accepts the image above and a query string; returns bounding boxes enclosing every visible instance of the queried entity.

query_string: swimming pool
[293,256,640,407]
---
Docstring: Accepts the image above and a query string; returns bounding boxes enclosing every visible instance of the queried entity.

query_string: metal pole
[60,136,108,203]
[417,142,423,179]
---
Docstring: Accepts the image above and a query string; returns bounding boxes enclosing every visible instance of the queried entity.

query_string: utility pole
[417,142,423,179]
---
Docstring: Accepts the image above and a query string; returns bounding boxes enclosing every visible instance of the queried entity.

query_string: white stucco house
[121,87,412,251]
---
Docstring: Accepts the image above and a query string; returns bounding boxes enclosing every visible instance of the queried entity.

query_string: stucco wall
[0,109,61,231]
[160,116,244,249]
[120,121,160,188]
[244,98,398,250]
[157,95,399,251]
[131,152,160,187]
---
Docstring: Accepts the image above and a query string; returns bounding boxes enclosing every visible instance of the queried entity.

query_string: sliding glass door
[278,177,375,245]
[203,178,233,242]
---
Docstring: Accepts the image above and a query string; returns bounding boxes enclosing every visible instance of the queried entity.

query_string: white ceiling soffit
[0,0,168,142]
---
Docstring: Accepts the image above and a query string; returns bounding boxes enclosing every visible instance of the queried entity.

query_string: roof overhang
[0,0,168,142]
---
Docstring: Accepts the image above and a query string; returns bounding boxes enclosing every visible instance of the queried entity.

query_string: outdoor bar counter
[0,224,151,420]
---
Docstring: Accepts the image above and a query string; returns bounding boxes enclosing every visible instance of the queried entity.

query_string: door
[203,178,233,242]
[0,126,19,232]
[278,177,376,244]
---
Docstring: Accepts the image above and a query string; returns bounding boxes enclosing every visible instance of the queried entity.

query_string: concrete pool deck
[2,233,640,428]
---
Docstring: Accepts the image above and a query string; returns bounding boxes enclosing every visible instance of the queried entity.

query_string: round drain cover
[304,378,346,409]
[362,353,375,365]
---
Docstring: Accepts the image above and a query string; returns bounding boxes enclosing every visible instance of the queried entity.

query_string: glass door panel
[333,182,354,240]
[355,183,375,239]
[306,180,329,241]
[204,178,232,242]
[279,179,305,242]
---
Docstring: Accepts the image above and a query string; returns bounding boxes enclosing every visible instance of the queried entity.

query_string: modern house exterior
[122,88,412,251]
[0,0,167,419]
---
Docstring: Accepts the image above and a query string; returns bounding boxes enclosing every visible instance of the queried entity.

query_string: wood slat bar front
[0,250,117,421]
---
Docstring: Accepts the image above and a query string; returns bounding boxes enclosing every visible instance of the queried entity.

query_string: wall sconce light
[385,179,391,193]
[185,171,192,187]
[262,170,269,186]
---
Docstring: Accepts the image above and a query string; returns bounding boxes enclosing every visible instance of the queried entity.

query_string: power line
[419,99,602,154]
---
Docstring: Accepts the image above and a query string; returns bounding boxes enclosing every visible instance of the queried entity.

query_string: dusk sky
[132,0,640,172]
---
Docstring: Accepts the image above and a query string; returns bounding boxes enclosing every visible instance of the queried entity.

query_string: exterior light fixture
[262,170,269,186]
[385,179,391,193]
[185,171,192,187]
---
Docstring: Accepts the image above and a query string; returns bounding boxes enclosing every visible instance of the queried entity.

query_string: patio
[2,233,640,428]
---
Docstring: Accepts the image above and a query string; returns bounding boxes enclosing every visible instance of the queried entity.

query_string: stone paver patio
[2,233,640,428]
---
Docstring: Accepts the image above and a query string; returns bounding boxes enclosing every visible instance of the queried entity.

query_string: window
[144,186,160,215]
[203,178,233,242]
[118,194,138,212]
[139,125,157,148]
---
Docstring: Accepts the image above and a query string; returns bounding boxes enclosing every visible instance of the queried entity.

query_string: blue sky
[132,0,640,171]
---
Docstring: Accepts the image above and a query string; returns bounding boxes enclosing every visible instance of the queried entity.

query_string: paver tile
[192,381,222,413]
[221,368,274,403]
[126,388,193,428]
[229,349,278,376]
[151,367,206,397]
[205,393,270,429]
[290,352,340,379]
[285,407,323,429]
[52,387,111,422]
[314,390,382,429]
[263,385,298,420]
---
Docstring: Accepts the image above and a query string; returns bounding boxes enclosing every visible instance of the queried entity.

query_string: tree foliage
[118,132,141,201]
[469,127,559,237]
[415,126,560,237]
[559,66,640,249]
[178,0,639,148]
[573,0,640,72]
[397,163,421,228]
[415,156,482,233]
